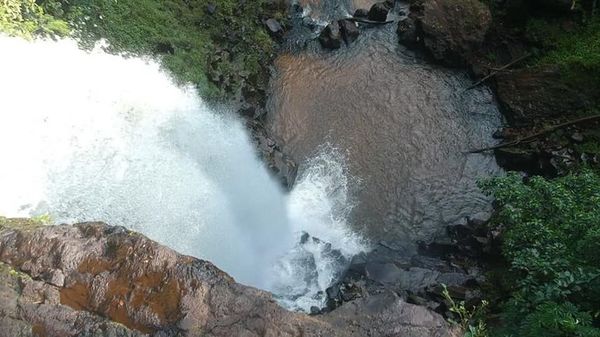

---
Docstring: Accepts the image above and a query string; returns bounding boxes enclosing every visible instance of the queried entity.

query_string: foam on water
[0,35,364,311]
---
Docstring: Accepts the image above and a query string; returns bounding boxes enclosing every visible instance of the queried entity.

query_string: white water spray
[0,36,364,311]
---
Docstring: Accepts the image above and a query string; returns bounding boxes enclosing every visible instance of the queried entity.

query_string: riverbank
[398,0,600,175]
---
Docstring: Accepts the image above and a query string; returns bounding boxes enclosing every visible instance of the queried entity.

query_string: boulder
[397,17,419,47]
[265,18,284,38]
[319,21,343,49]
[400,0,492,66]
[338,19,360,45]
[368,2,392,22]
[353,8,369,18]
[0,220,456,337]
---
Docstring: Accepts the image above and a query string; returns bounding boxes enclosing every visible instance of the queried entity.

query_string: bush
[480,170,600,336]
[36,0,277,99]
[0,0,69,38]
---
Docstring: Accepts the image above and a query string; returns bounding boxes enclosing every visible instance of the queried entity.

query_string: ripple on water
[267,10,502,251]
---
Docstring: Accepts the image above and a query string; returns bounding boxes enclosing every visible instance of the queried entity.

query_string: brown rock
[0,221,456,337]
[403,0,491,66]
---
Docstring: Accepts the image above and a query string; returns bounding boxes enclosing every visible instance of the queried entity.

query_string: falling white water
[0,35,364,311]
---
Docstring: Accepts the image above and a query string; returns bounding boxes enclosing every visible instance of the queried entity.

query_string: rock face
[398,0,491,66]
[495,66,592,125]
[0,220,457,337]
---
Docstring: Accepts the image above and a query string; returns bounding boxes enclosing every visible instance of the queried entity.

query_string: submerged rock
[0,220,457,337]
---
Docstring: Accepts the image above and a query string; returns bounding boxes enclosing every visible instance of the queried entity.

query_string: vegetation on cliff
[0,0,68,38]
[1,0,283,100]
[480,170,600,336]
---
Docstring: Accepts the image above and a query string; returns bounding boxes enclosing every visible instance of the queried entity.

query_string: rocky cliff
[0,219,457,337]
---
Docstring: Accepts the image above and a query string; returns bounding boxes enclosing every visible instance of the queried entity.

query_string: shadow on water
[267,0,502,252]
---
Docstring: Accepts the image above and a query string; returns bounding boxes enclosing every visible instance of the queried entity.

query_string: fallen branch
[347,17,395,25]
[463,53,530,92]
[469,114,600,154]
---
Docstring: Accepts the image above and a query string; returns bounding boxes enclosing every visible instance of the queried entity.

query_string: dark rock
[154,42,175,55]
[265,18,284,38]
[403,0,491,66]
[338,19,359,45]
[368,2,392,22]
[319,21,343,49]
[310,306,321,315]
[495,147,556,176]
[365,262,404,284]
[354,8,369,18]
[397,17,419,47]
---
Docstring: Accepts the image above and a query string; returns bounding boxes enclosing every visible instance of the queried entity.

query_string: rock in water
[354,8,369,18]
[368,2,392,22]
[0,220,457,337]
[339,19,360,45]
[319,21,343,49]
[397,17,419,47]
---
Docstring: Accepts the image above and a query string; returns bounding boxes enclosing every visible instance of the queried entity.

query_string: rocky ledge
[0,219,458,337]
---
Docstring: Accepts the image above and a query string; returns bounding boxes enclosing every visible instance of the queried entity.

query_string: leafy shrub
[480,170,600,336]
[0,0,69,38]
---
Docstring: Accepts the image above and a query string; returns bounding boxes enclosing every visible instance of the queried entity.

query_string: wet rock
[249,123,298,189]
[397,17,419,47]
[365,262,404,284]
[368,2,392,22]
[0,221,456,337]
[338,19,360,45]
[402,0,491,66]
[353,8,369,18]
[265,18,284,38]
[319,21,343,49]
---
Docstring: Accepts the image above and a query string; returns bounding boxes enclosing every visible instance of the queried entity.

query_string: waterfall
[0,35,364,311]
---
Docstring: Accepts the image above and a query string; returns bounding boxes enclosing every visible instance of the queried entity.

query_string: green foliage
[442,284,490,337]
[526,17,600,92]
[481,170,600,336]
[0,0,69,38]
[37,0,277,99]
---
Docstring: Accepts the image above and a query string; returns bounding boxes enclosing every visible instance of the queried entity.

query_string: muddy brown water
[267,1,502,252]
